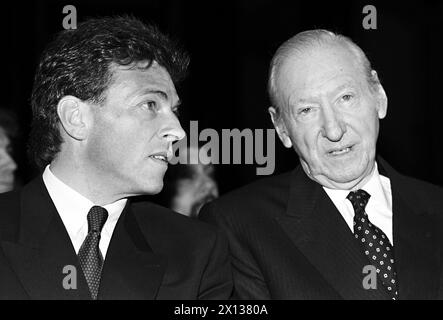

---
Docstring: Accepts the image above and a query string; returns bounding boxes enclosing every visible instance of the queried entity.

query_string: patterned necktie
[78,206,108,300]
[347,189,398,299]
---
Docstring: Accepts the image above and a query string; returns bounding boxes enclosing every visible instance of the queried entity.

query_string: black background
[1,0,442,194]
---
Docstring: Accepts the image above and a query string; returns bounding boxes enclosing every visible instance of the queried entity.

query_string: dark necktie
[78,206,108,300]
[347,189,398,299]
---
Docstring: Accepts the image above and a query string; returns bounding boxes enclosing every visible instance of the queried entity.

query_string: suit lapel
[379,158,441,299]
[1,177,91,299]
[276,167,391,299]
[98,201,166,300]
[1,177,167,299]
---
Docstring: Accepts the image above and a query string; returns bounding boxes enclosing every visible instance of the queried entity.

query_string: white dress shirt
[323,163,394,244]
[42,165,127,258]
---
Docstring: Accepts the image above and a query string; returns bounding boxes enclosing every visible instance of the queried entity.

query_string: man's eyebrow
[136,88,181,107]
[290,84,357,105]
[334,83,356,93]
[288,95,317,106]
[137,88,169,100]
[294,98,312,104]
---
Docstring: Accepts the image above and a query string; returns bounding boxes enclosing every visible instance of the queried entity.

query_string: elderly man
[200,30,443,300]
[0,16,232,299]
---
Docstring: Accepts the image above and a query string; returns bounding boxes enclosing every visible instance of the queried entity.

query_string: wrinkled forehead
[276,44,366,102]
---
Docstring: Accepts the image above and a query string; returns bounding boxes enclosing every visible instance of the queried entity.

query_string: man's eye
[299,107,312,115]
[146,101,157,109]
[142,101,158,111]
[341,94,353,102]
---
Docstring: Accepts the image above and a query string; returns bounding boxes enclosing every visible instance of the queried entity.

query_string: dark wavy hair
[29,16,189,170]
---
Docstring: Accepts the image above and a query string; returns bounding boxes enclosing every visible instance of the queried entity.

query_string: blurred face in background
[171,164,218,218]
[0,128,17,193]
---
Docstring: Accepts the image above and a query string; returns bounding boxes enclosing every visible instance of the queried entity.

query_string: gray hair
[268,29,379,119]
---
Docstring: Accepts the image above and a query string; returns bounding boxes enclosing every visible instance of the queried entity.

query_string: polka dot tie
[347,189,398,299]
[78,206,108,300]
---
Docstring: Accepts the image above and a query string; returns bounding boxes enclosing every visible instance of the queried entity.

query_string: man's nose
[159,113,186,142]
[320,107,346,142]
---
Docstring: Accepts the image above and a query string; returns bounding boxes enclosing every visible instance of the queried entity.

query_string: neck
[50,156,126,205]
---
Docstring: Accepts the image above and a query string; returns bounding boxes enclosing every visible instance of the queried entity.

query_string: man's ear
[268,106,292,148]
[371,70,388,119]
[57,96,92,140]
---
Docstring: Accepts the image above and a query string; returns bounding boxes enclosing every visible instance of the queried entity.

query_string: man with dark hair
[0,16,232,299]
[200,29,443,299]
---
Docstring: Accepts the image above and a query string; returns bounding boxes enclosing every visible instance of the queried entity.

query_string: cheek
[89,121,138,165]
[288,126,321,160]
[296,128,319,153]
[354,116,379,145]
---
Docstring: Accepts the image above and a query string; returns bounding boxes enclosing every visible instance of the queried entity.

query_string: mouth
[148,152,170,165]
[327,144,354,156]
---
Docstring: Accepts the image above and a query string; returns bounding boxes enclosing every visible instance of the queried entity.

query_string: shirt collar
[361,163,392,210]
[323,162,390,209]
[42,165,127,240]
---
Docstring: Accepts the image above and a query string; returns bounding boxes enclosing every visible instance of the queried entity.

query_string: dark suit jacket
[200,158,443,299]
[0,176,233,299]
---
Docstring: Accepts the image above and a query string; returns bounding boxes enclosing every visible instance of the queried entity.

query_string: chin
[329,166,369,184]
[127,180,163,196]
[133,170,166,193]
[144,181,164,195]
